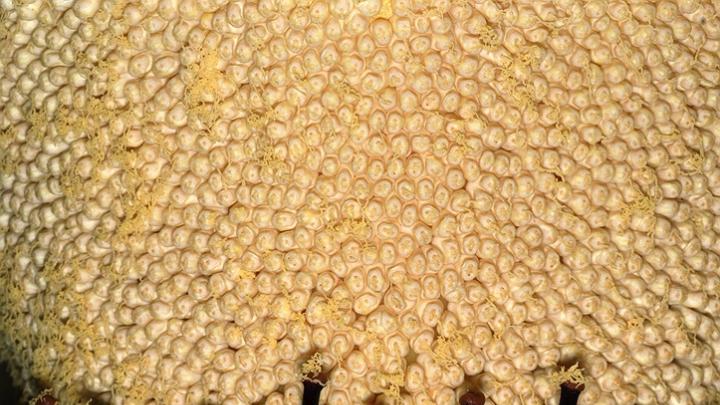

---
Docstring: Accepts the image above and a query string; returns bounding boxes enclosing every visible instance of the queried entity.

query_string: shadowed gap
[560,382,583,405]
[0,360,21,404]
[302,380,323,405]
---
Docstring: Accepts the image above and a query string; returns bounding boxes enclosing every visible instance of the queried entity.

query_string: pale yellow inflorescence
[0,0,719,404]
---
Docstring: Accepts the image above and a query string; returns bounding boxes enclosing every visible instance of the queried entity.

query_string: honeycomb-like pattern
[1,0,720,404]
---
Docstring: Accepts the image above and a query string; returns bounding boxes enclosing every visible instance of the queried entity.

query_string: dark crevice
[557,357,580,369]
[0,361,21,404]
[560,381,584,405]
[302,380,324,405]
[460,391,485,405]
[301,360,327,405]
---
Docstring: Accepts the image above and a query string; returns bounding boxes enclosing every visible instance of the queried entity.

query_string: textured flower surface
[0,0,720,404]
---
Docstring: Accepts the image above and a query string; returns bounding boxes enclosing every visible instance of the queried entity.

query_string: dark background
[0,361,21,404]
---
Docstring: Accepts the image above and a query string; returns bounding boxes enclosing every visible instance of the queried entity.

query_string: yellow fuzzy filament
[60,167,84,200]
[430,325,472,368]
[0,126,14,148]
[54,107,77,136]
[231,267,256,282]
[26,106,48,143]
[76,51,93,70]
[86,132,111,166]
[319,297,350,326]
[247,294,271,310]
[331,80,360,99]
[518,47,540,70]
[620,186,657,230]
[186,49,223,101]
[300,352,325,383]
[682,152,705,175]
[253,136,290,183]
[84,97,111,129]
[112,355,151,401]
[97,59,121,87]
[497,56,538,111]
[0,149,19,175]
[430,336,456,368]
[450,130,476,155]
[190,102,223,134]
[549,363,586,386]
[478,25,500,50]
[185,48,225,133]
[328,216,371,241]
[115,186,157,244]
[372,368,405,404]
